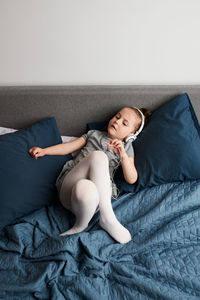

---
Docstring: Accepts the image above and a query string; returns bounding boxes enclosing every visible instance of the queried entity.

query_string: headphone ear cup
[125,134,136,143]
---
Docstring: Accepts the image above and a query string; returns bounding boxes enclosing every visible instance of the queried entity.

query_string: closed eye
[116,114,128,126]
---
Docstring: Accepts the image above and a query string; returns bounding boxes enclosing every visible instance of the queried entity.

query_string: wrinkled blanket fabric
[0,179,200,299]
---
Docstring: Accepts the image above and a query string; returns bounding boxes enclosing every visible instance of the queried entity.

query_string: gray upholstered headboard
[0,85,199,136]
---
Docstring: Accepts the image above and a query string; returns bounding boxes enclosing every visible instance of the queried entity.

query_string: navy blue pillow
[87,120,108,131]
[88,93,200,194]
[0,117,72,230]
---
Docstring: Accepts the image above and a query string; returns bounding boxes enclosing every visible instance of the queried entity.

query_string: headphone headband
[124,107,145,143]
[133,107,145,136]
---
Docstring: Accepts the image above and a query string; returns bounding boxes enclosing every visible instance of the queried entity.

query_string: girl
[29,106,151,244]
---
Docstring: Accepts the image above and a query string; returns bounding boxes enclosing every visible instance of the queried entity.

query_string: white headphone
[124,107,145,143]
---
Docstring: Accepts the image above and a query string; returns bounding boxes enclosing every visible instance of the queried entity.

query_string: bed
[0,85,200,300]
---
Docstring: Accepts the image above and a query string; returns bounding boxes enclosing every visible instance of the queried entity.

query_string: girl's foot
[59,224,88,236]
[99,217,132,244]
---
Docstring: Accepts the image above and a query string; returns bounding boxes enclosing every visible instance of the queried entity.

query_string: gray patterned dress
[56,129,134,200]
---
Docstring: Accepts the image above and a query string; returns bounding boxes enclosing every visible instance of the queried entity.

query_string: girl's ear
[131,124,137,134]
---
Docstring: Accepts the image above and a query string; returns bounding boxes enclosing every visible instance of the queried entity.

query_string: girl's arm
[29,137,86,159]
[120,154,138,184]
[44,137,86,155]
[107,139,138,184]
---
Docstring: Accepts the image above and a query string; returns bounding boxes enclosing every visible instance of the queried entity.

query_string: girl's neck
[105,131,113,139]
[105,131,124,142]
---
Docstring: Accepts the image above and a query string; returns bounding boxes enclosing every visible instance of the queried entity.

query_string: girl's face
[107,107,140,141]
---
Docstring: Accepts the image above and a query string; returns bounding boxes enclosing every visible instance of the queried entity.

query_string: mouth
[111,124,116,130]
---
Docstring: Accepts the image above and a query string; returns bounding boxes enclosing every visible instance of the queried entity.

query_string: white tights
[59,150,132,244]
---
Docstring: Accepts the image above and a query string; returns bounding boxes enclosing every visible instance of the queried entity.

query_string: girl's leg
[88,151,132,244]
[59,153,101,235]
[59,179,100,235]
[59,150,131,244]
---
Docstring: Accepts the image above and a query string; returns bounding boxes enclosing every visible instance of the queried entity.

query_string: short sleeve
[81,129,96,142]
[125,142,135,158]
[81,132,88,141]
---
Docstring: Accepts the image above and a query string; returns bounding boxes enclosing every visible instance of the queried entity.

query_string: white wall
[0,0,200,85]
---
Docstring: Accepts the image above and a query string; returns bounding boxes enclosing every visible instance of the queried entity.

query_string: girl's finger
[114,142,121,147]
[109,139,117,143]
[111,141,117,146]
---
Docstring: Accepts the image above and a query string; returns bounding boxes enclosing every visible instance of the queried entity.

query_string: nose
[114,119,121,125]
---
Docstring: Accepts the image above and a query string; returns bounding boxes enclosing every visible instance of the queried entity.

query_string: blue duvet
[0,179,200,299]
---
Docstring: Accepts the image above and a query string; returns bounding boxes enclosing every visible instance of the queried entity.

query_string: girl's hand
[106,139,126,159]
[29,147,45,159]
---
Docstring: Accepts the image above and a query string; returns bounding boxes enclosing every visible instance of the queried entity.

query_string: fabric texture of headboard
[0,85,199,136]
